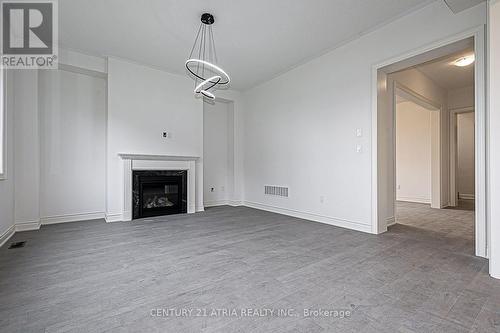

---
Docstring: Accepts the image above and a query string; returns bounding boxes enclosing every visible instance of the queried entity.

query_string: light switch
[356,128,363,137]
[356,144,362,153]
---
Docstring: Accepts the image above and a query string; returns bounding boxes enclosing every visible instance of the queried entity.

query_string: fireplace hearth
[132,170,187,219]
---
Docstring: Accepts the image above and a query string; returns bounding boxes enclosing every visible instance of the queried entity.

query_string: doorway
[372,31,486,257]
[395,88,440,207]
[450,109,476,210]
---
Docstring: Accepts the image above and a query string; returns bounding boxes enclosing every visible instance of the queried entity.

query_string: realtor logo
[1,0,58,69]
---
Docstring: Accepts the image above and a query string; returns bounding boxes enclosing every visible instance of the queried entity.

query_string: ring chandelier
[185,13,230,100]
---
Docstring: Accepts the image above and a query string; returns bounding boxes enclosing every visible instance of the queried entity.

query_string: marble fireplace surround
[118,154,201,221]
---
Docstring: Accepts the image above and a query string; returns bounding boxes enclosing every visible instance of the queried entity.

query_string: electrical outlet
[356,144,362,153]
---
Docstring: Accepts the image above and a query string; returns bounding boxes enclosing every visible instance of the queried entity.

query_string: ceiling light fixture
[453,54,475,67]
[185,13,230,100]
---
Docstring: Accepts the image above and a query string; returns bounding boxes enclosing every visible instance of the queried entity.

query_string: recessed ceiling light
[453,54,475,67]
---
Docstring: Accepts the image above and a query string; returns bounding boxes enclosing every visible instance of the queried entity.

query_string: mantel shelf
[118,153,200,161]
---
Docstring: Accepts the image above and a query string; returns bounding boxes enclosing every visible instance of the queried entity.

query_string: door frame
[371,25,487,258]
[449,107,475,206]
[394,83,442,208]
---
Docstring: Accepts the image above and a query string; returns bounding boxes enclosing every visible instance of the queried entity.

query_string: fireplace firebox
[132,170,187,219]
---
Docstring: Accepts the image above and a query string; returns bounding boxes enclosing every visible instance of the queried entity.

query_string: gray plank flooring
[0,203,499,332]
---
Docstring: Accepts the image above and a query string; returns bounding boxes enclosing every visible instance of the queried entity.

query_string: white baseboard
[205,200,244,208]
[122,210,132,222]
[188,204,196,214]
[1,212,105,248]
[243,201,372,233]
[458,193,475,200]
[15,220,41,232]
[105,213,123,223]
[41,212,105,225]
[0,224,15,248]
[3,202,374,247]
[204,200,229,207]
[386,216,396,226]
[106,206,201,222]
[396,196,431,204]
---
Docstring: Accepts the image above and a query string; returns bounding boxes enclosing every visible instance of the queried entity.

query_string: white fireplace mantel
[118,153,200,161]
[118,153,202,222]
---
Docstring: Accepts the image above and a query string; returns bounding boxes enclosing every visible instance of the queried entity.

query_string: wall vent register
[8,241,26,249]
[264,185,289,197]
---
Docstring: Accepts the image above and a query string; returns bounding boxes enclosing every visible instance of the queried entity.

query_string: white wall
[3,53,244,231]
[0,70,3,178]
[58,49,107,74]
[449,85,474,109]
[391,69,449,108]
[396,101,432,204]
[488,0,500,279]
[389,68,449,209]
[106,58,203,220]
[0,50,109,238]
[14,70,40,228]
[211,90,246,206]
[448,86,475,206]
[0,71,16,243]
[203,100,234,206]
[242,1,485,233]
[457,112,475,199]
[38,69,106,220]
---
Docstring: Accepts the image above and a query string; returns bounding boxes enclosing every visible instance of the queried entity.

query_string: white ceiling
[59,0,436,90]
[416,47,474,90]
[444,0,484,13]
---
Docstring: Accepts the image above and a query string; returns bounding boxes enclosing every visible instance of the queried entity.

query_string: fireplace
[132,170,187,219]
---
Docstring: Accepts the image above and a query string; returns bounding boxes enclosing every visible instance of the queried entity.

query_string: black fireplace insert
[132,170,187,219]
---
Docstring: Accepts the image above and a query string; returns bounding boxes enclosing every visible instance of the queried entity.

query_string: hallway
[393,201,474,256]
